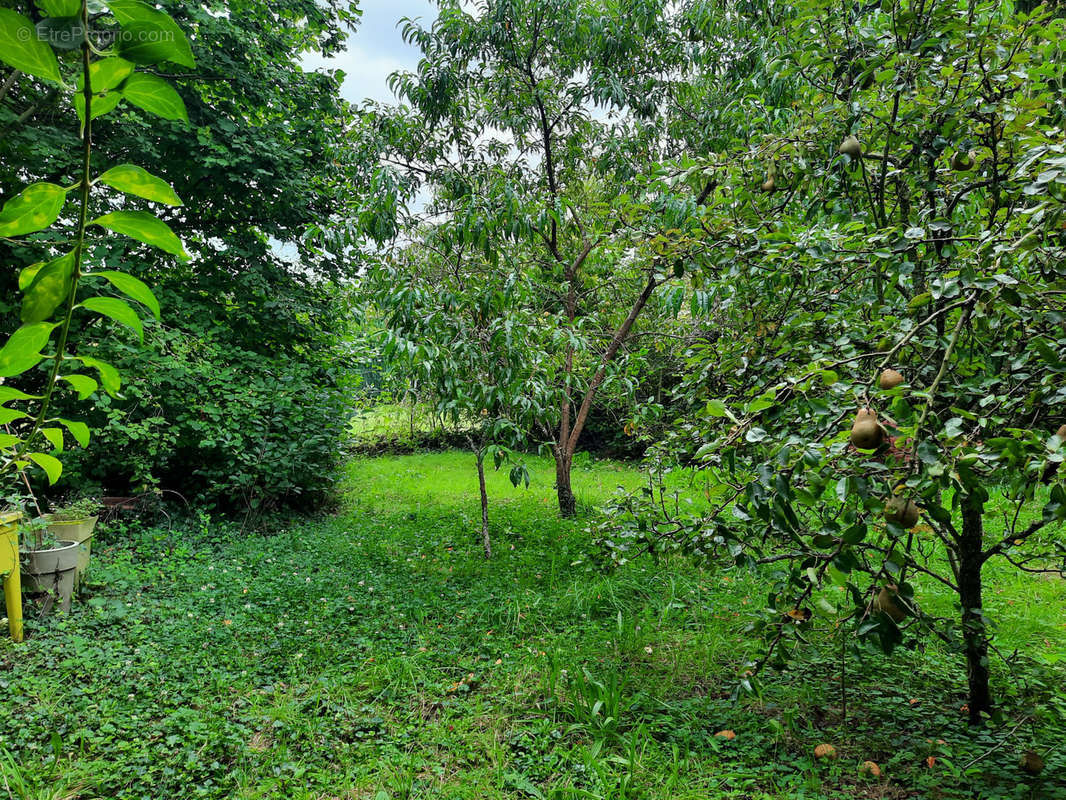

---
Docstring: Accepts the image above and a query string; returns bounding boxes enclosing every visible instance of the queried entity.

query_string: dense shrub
[50,253,352,512]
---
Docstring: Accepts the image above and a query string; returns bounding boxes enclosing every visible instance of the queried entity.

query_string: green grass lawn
[1,451,1064,799]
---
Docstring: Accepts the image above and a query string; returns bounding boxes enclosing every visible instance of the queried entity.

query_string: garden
[2,0,1065,798]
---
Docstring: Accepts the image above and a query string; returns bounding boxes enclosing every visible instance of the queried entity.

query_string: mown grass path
[2,452,1064,799]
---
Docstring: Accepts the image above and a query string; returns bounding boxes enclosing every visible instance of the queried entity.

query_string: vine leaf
[59,374,99,400]
[18,262,46,290]
[0,408,30,425]
[108,0,196,68]
[92,270,161,320]
[34,16,85,52]
[58,418,90,447]
[28,452,63,485]
[82,57,136,92]
[98,165,182,206]
[21,251,76,324]
[0,322,56,378]
[75,90,123,124]
[0,183,69,238]
[121,73,189,122]
[0,9,65,86]
[35,1,82,16]
[91,210,190,260]
[0,387,40,403]
[74,57,136,123]
[41,427,65,452]
[81,296,144,343]
[75,356,122,396]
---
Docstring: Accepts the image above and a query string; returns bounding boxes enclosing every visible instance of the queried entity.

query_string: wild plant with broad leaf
[0,0,191,495]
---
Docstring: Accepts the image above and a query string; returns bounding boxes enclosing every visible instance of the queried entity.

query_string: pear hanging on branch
[761,161,777,193]
[850,407,884,450]
[838,135,862,159]
[884,495,920,529]
[879,368,904,390]
[951,149,975,171]
[873,584,907,622]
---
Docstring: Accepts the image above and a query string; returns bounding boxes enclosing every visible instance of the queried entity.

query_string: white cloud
[302,0,439,106]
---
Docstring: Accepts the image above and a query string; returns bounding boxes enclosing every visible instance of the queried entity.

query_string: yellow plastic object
[1,511,24,642]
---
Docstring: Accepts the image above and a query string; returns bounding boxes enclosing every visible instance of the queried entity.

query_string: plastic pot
[43,515,97,580]
[21,540,80,614]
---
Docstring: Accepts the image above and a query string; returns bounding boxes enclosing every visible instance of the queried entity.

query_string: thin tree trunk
[959,495,991,724]
[475,448,491,559]
[554,447,576,518]
[552,274,658,517]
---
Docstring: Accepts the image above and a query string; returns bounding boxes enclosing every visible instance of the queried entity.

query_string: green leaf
[76,356,121,396]
[28,451,62,484]
[80,296,144,342]
[0,9,64,85]
[0,433,19,448]
[121,73,188,122]
[0,408,30,425]
[58,418,90,447]
[21,251,76,324]
[93,270,160,320]
[59,373,98,400]
[108,0,196,68]
[0,322,55,378]
[908,292,931,310]
[91,210,189,260]
[0,386,40,403]
[0,183,68,237]
[18,261,45,291]
[705,399,729,417]
[79,56,135,92]
[35,1,82,16]
[75,90,124,124]
[97,164,182,206]
[41,427,64,452]
[34,16,84,51]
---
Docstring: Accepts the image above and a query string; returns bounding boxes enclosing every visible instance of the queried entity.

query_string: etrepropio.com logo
[19,21,175,49]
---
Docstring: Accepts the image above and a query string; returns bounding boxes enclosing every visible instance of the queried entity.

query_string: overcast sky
[302,1,440,106]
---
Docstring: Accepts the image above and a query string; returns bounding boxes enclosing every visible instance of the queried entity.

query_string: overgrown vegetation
[3,0,1065,795]
[2,453,1063,799]
[1,0,358,512]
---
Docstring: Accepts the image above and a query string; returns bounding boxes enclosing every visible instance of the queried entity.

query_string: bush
[52,262,351,514]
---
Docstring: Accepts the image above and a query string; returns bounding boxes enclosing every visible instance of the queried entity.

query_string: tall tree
[2,0,362,510]
[595,0,1066,722]
[354,0,728,517]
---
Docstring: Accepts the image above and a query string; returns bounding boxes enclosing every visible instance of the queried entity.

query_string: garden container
[1,511,23,641]
[43,515,97,581]
[21,540,79,614]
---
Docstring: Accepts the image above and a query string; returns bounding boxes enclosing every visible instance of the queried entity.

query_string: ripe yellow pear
[873,585,906,622]
[884,496,920,528]
[838,135,862,158]
[850,408,883,449]
[879,368,904,390]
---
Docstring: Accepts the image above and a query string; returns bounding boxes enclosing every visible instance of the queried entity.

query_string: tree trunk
[554,447,576,518]
[475,448,491,559]
[959,496,991,724]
